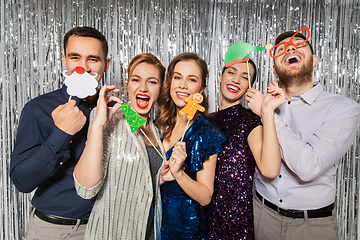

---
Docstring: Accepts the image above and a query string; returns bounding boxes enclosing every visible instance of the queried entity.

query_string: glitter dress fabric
[207,104,262,240]
[160,116,226,239]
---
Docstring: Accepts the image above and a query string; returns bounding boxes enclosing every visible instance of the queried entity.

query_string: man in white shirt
[247,27,360,240]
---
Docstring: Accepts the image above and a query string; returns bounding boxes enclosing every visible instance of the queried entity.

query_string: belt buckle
[281,208,302,218]
[277,207,297,218]
[288,209,298,218]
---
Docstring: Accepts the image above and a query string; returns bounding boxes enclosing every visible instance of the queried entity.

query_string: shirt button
[60,162,63,165]
[279,174,282,178]
[70,140,72,144]
[279,199,283,203]
[288,101,291,105]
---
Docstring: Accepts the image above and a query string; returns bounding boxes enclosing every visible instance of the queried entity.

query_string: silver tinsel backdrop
[1,0,359,239]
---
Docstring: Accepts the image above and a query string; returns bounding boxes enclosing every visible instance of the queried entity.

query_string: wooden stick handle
[140,129,166,162]
[68,96,72,102]
[180,120,190,142]
[247,61,251,89]
[271,68,276,82]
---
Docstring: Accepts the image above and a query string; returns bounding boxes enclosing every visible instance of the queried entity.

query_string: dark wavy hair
[156,52,212,140]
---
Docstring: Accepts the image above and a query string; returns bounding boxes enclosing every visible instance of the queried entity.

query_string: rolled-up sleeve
[74,173,103,199]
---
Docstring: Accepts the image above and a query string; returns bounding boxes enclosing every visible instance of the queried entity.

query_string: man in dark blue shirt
[10,26,110,240]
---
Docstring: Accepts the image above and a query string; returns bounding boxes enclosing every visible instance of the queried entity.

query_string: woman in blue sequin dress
[157,52,226,239]
[206,57,285,239]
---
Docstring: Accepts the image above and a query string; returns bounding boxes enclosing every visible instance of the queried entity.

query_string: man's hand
[52,100,86,135]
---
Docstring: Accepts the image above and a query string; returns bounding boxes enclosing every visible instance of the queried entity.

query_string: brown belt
[34,209,88,225]
[256,191,334,219]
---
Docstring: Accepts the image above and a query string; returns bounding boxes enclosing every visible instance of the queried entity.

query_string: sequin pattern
[207,104,262,240]
[161,116,226,239]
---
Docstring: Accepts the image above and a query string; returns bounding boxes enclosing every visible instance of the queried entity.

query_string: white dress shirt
[255,83,360,210]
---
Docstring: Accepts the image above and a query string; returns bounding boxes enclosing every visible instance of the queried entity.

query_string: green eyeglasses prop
[270,26,310,59]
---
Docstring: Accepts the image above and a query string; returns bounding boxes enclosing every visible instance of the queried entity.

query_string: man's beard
[274,56,314,89]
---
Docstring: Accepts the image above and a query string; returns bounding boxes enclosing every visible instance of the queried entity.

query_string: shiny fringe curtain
[1,0,359,239]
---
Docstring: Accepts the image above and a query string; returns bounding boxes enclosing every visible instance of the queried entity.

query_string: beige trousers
[253,193,338,240]
[26,209,86,240]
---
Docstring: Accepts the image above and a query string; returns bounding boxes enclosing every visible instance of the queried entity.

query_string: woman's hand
[262,80,286,114]
[93,85,122,127]
[245,88,265,117]
[169,142,187,179]
[159,161,175,185]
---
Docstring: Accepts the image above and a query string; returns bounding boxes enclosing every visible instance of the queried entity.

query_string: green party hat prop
[121,103,146,133]
[225,42,270,67]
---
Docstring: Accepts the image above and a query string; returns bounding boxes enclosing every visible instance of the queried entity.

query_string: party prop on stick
[62,66,99,101]
[121,103,147,133]
[225,42,270,89]
[179,93,205,141]
[121,103,166,161]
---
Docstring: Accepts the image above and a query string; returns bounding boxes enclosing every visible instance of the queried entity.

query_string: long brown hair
[156,52,212,140]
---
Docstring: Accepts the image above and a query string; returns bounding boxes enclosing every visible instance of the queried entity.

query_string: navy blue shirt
[10,85,96,218]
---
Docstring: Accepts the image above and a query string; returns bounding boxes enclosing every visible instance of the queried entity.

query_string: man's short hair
[63,26,108,59]
[221,58,257,85]
[275,30,314,54]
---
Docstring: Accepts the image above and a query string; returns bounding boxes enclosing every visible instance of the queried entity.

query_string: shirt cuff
[47,127,73,150]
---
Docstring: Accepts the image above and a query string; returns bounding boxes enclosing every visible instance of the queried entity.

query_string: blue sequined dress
[161,116,226,240]
[206,104,262,239]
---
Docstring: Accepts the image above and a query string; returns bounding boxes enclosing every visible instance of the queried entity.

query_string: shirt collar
[299,83,323,105]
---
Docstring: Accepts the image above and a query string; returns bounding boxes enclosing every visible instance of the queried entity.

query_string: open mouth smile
[176,92,189,100]
[136,93,150,109]
[285,55,301,65]
[226,84,240,93]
